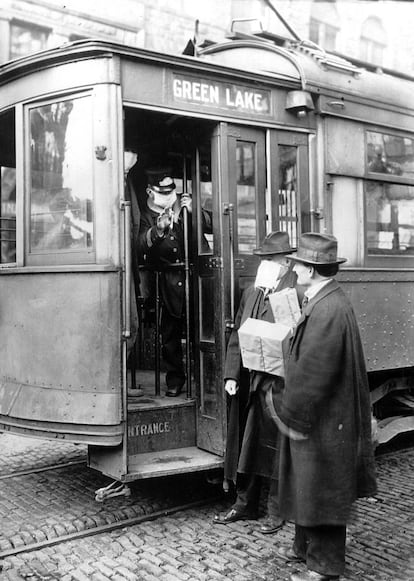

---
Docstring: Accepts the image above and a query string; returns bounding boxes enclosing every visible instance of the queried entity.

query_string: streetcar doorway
[123,108,227,462]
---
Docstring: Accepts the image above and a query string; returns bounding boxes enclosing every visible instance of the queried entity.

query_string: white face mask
[148,190,177,211]
[254,260,283,289]
[124,151,138,173]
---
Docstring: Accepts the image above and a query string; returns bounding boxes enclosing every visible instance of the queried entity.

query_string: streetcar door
[224,125,267,300]
[194,124,267,455]
[193,128,226,455]
[194,124,309,456]
[223,125,310,304]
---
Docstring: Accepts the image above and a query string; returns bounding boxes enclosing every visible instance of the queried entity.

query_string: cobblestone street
[0,433,413,580]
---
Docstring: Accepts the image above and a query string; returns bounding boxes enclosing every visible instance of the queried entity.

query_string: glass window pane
[278,145,298,247]
[29,97,94,254]
[367,131,414,179]
[236,141,256,253]
[200,351,218,418]
[325,25,337,52]
[0,110,16,264]
[366,181,414,255]
[199,277,215,341]
[198,143,213,254]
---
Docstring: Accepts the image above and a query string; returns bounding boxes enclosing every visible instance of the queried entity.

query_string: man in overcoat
[274,232,377,581]
[137,169,193,396]
[137,168,212,396]
[214,231,298,534]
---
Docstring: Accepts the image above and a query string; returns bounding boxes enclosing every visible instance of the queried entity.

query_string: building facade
[0,0,413,76]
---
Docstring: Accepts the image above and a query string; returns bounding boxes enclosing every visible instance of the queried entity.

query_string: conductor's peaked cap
[288,232,347,265]
[146,168,176,194]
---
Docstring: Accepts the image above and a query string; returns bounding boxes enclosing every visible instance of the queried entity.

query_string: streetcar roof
[0,38,412,114]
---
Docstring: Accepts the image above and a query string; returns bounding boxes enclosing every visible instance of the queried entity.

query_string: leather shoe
[165,386,183,397]
[259,516,284,534]
[213,507,258,524]
[276,546,305,563]
[290,570,339,581]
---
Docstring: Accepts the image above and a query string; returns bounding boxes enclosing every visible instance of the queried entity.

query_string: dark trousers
[233,473,280,517]
[294,523,346,576]
[161,308,185,388]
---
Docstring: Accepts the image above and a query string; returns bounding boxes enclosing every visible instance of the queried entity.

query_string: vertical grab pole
[155,269,161,396]
[182,155,192,398]
[224,203,235,332]
[121,199,131,477]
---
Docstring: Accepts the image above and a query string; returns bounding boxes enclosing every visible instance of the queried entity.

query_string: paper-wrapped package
[269,287,301,328]
[238,317,292,377]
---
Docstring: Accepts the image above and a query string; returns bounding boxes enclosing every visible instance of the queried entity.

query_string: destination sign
[172,75,271,115]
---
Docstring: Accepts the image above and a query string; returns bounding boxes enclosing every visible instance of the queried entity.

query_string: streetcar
[0,29,413,496]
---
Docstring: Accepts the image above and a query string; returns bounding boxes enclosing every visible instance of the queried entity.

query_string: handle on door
[223,202,235,328]
[121,200,131,339]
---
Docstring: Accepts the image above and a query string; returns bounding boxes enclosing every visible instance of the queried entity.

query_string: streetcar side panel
[0,271,123,444]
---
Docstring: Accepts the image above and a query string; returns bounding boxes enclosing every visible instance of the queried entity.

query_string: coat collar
[300,279,340,318]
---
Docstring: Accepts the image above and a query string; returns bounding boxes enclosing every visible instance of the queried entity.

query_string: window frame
[364,128,414,266]
[0,107,17,267]
[25,91,96,267]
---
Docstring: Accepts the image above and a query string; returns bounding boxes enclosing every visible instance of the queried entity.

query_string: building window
[309,1,339,52]
[69,34,89,43]
[360,17,386,66]
[10,21,49,60]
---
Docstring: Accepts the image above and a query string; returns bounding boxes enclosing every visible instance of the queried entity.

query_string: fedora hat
[253,231,295,256]
[288,232,347,265]
[146,168,176,194]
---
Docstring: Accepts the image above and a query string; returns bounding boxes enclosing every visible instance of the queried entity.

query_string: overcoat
[278,279,377,526]
[137,201,186,318]
[223,268,297,483]
[137,199,212,318]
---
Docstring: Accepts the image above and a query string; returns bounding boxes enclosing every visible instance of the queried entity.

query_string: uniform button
[170,236,174,240]
[178,281,183,286]
[173,248,177,252]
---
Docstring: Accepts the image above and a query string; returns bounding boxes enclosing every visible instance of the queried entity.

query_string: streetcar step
[125,447,223,480]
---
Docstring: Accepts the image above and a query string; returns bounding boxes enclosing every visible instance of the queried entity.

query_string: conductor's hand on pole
[180,193,192,213]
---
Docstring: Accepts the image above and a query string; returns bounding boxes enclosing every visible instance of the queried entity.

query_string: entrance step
[127,398,196,454]
[125,446,223,480]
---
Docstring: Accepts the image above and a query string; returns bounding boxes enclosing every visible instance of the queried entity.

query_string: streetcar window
[198,142,213,254]
[367,131,414,179]
[278,145,298,246]
[0,109,16,265]
[29,97,94,257]
[236,141,257,253]
[366,181,414,255]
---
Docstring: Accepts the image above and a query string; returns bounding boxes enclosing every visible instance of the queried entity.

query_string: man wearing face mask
[214,231,298,534]
[137,168,198,397]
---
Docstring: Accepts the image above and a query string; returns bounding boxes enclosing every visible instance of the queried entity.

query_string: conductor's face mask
[124,151,138,173]
[147,188,177,211]
[254,259,285,289]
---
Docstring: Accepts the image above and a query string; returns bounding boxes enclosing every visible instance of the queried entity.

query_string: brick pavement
[0,434,413,581]
[0,434,87,476]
